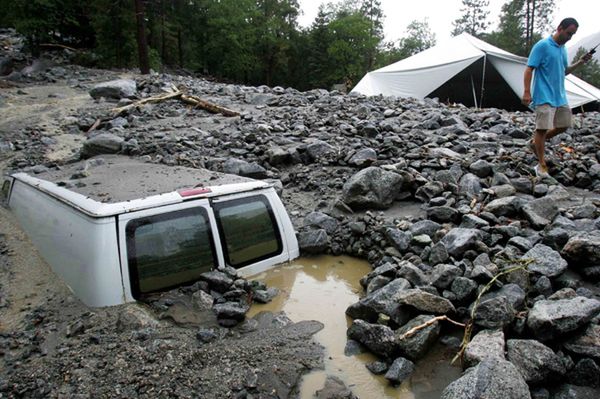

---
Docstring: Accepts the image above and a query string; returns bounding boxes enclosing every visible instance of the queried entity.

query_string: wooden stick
[397,315,465,341]
[180,94,240,117]
[112,90,183,114]
[40,43,79,52]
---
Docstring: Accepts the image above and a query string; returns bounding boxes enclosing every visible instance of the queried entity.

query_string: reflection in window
[214,196,282,268]
[126,207,215,297]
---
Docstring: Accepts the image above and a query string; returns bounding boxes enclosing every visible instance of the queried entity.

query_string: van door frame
[116,198,223,302]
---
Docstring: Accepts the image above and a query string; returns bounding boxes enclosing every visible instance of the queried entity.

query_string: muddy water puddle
[248,255,461,399]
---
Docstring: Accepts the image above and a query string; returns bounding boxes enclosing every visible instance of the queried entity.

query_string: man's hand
[522,92,532,107]
[580,52,593,63]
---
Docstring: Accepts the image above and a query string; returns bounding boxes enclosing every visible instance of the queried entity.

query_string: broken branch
[180,94,240,117]
[398,315,465,341]
[112,90,183,115]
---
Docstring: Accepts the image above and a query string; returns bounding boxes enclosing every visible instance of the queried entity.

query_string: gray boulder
[298,229,329,254]
[385,227,412,252]
[81,133,124,158]
[396,288,456,314]
[506,339,566,384]
[459,173,482,197]
[315,376,357,399]
[484,196,522,217]
[395,315,441,360]
[441,358,531,399]
[522,197,559,230]
[346,278,412,325]
[384,357,415,384]
[527,297,600,341]
[305,212,338,234]
[441,228,483,258]
[347,319,398,359]
[306,140,337,162]
[562,233,600,267]
[473,296,515,329]
[524,244,568,277]
[430,264,463,289]
[89,79,137,99]
[551,384,600,399]
[342,167,403,210]
[464,329,505,368]
[564,324,600,361]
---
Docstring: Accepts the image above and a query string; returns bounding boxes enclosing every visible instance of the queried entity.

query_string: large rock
[441,358,531,399]
[298,229,329,254]
[395,315,441,360]
[304,212,338,234]
[341,167,403,210]
[347,319,398,359]
[464,329,505,368]
[527,297,600,341]
[521,197,559,230]
[551,384,600,399]
[562,233,600,267]
[523,244,568,277]
[484,196,522,217]
[395,288,456,314]
[223,158,268,178]
[346,278,412,325]
[315,376,357,399]
[506,339,566,384]
[564,324,600,361]
[384,357,415,384]
[89,79,137,99]
[81,133,124,158]
[306,140,337,162]
[472,296,515,329]
[440,228,483,258]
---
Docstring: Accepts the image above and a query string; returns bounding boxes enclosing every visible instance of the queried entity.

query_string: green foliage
[89,0,137,68]
[452,0,491,37]
[572,47,600,88]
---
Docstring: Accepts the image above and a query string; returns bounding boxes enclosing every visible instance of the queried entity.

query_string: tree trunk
[133,0,150,74]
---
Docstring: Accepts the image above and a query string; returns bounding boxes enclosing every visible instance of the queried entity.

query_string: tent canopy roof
[352,33,600,109]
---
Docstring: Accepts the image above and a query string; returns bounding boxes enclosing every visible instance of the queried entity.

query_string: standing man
[522,17,592,178]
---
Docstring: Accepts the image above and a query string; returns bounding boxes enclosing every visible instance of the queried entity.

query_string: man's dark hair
[558,18,579,29]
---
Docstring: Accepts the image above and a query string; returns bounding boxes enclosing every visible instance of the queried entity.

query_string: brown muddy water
[247,255,462,399]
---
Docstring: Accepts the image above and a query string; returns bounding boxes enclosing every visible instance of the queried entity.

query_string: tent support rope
[479,54,487,109]
[471,75,478,108]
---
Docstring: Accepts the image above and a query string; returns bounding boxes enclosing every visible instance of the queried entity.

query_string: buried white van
[2,156,299,307]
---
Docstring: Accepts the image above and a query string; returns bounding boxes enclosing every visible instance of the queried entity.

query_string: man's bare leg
[535,127,567,171]
[533,129,548,170]
[545,127,567,140]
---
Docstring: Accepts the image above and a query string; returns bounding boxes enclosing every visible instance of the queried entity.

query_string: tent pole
[471,75,478,108]
[480,54,487,108]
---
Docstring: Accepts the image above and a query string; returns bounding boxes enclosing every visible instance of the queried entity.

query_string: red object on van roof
[178,187,212,197]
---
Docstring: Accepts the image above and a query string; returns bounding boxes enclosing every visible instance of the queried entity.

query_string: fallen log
[111,89,240,117]
[112,90,184,115]
[180,94,240,117]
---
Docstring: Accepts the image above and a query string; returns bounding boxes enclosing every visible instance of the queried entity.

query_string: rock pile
[2,66,600,397]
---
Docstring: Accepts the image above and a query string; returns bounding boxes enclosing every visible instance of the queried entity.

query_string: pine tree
[452,0,490,37]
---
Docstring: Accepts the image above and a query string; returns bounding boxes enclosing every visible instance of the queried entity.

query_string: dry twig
[397,315,465,341]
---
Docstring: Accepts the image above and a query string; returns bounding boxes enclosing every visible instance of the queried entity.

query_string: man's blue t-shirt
[527,36,568,107]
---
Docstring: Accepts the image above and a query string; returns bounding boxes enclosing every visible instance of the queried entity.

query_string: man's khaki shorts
[535,104,572,130]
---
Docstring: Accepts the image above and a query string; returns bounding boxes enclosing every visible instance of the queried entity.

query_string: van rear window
[126,207,216,298]
[213,195,282,268]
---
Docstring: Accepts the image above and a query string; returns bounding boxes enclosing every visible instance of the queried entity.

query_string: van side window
[126,207,216,298]
[213,195,282,268]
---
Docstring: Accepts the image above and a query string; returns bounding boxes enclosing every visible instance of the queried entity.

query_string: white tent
[352,33,600,110]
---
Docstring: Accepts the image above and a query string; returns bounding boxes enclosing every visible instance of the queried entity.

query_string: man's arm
[522,66,534,106]
[566,52,593,75]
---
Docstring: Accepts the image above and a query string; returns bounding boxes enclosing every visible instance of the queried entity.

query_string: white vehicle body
[2,156,299,307]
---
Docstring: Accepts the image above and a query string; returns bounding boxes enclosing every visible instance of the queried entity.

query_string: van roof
[11,155,271,218]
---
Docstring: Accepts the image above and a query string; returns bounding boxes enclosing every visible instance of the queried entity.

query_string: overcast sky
[297,0,599,48]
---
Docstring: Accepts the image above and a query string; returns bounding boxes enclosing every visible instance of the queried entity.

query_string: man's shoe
[534,164,550,178]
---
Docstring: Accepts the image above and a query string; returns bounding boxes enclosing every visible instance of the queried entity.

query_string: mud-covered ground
[0,70,327,399]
